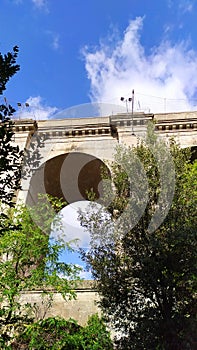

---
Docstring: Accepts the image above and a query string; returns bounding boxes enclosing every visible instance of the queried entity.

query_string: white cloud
[168,0,194,13]
[51,201,111,250]
[83,17,197,113]
[77,266,92,280]
[51,201,93,250]
[14,96,58,120]
[52,34,60,50]
[179,0,194,13]
[167,0,173,8]
[46,31,60,51]
[32,0,48,11]
[13,0,49,11]
[163,24,173,34]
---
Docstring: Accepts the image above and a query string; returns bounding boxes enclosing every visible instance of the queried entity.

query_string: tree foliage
[11,314,113,350]
[0,196,81,347]
[0,46,23,208]
[80,129,197,350]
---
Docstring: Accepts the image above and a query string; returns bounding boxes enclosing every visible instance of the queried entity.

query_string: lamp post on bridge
[17,102,30,120]
[120,89,135,136]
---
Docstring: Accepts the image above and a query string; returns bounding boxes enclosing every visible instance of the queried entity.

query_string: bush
[11,314,113,349]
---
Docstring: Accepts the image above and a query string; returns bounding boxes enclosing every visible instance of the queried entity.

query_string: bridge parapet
[155,111,197,133]
[12,110,197,153]
[153,111,197,148]
[37,117,112,139]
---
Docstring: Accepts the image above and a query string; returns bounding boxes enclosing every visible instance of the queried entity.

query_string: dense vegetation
[0,46,22,209]
[12,314,113,350]
[80,131,197,349]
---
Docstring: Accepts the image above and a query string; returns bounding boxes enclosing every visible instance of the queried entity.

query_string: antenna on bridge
[131,89,135,135]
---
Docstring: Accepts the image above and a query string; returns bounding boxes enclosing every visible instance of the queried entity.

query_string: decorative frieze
[13,119,37,133]
[155,120,197,132]
[12,112,197,146]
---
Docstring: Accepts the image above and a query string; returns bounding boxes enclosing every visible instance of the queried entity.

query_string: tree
[0,46,23,208]
[0,196,81,348]
[12,314,113,349]
[80,126,197,349]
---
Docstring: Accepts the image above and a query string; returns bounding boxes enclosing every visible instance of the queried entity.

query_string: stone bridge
[13,110,197,324]
[14,110,197,205]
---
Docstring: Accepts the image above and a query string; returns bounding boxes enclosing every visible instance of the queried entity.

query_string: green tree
[12,314,113,349]
[0,196,81,348]
[0,46,23,208]
[80,128,197,350]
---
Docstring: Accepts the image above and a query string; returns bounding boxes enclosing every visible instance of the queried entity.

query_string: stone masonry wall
[19,281,100,326]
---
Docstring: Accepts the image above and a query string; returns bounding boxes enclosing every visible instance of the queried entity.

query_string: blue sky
[1,0,197,117]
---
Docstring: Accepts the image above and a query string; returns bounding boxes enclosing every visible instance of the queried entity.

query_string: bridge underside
[26,152,111,206]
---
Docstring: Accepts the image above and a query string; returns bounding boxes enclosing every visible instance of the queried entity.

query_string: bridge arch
[26,152,111,206]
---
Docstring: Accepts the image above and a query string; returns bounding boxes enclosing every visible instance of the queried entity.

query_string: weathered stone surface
[19,281,100,325]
